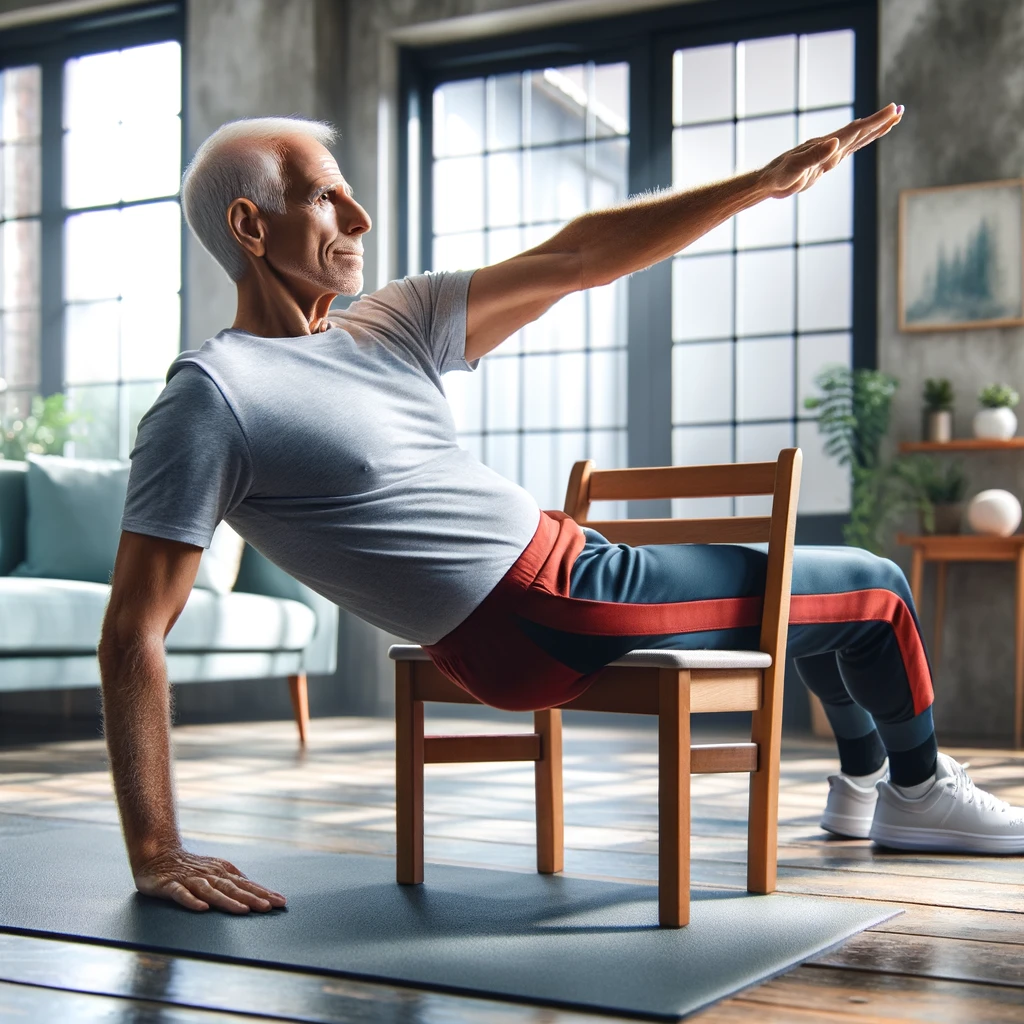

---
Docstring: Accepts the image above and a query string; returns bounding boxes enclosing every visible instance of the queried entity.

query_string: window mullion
[39,54,64,401]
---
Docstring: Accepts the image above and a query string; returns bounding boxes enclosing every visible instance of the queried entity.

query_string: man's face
[260,134,371,299]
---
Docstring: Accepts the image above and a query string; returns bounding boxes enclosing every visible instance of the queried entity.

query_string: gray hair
[181,116,337,281]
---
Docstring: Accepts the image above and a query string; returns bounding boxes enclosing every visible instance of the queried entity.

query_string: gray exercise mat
[0,823,898,1021]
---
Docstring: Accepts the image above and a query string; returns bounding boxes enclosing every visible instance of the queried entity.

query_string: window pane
[523,352,586,430]
[120,202,180,296]
[433,79,485,157]
[485,431,519,483]
[65,300,120,384]
[736,113,795,174]
[737,35,797,117]
[432,231,484,271]
[0,308,40,387]
[486,226,523,264]
[528,68,586,146]
[64,50,122,128]
[65,383,119,459]
[3,142,41,218]
[588,348,627,428]
[672,425,733,518]
[588,280,625,349]
[486,152,522,228]
[674,44,734,126]
[486,74,522,152]
[736,420,793,515]
[1,65,41,142]
[673,254,734,341]
[737,194,794,249]
[592,63,629,137]
[591,137,628,207]
[442,364,483,432]
[737,337,794,422]
[523,290,584,352]
[64,125,122,207]
[797,419,850,512]
[484,356,520,432]
[1,219,40,309]
[672,341,733,425]
[673,123,734,188]
[527,144,586,224]
[522,431,556,509]
[65,209,120,300]
[433,156,484,234]
[798,153,852,243]
[797,332,851,418]
[798,242,852,331]
[736,248,794,336]
[119,41,181,120]
[799,30,854,110]
[121,293,180,380]
[120,118,181,202]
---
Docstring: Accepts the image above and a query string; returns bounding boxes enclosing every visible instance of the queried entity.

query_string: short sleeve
[334,269,479,375]
[120,364,254,549]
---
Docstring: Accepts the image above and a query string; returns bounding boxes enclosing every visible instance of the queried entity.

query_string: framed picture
[898,178,1024,332]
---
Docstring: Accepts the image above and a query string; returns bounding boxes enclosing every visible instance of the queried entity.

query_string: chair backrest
[562,449,803,666]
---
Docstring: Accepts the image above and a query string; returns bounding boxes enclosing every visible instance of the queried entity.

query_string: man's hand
[760,102,903,200]
[133,846,287,914]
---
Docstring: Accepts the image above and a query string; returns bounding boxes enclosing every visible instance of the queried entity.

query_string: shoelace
[948,759,1010,814]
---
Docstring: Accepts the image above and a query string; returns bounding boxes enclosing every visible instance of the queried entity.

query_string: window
[403,0,877,536]
[0,5,183,461]
[429,65,630,516]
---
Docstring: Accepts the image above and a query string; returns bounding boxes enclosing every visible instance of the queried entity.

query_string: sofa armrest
[232,543,338,676]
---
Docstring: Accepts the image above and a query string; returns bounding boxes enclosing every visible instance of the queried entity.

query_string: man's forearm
[536,168,771,289]
[98,636,180,870]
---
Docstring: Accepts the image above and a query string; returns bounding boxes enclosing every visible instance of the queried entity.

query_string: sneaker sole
[820,811,873,839]
[869,822,1024,854]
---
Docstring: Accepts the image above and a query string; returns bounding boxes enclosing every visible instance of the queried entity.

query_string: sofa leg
[288,673,309,744]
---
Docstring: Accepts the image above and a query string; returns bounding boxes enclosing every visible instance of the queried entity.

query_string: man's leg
[558,531,1024,853]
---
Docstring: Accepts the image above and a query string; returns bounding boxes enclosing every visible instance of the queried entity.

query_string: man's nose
[335,194,371,235]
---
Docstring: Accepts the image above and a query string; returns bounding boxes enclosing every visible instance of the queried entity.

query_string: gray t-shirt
[120,270,541,644]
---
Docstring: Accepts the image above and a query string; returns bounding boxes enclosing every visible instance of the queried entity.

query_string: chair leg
[288,673,309,745]
[658,668,691,928]
[747,666,784,894]
[395,662,424,884]
[534,708,564,874]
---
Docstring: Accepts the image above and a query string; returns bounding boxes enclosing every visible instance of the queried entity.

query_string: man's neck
[232,271,336,338]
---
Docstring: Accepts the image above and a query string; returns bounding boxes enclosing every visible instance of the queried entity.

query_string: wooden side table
[896,533,1024,749]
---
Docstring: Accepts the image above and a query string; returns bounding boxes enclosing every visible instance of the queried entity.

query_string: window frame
[0,1,185,409]
[400,0,878,541]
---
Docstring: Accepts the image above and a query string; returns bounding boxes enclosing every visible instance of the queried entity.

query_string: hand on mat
[760,103,903,199]
[133,847,287,914]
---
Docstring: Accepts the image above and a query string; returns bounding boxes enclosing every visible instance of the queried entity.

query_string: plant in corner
[892,455,968,534]
[923,378,954,443]
[0,389,92,461]
[974,383,1019,441]
[804,365,906,555]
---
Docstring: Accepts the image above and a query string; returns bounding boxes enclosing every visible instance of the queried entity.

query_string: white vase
[973,406,1018,440]
[967,490,1022,536]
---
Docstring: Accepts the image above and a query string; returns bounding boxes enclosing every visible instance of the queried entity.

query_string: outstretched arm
[465,102,903,362]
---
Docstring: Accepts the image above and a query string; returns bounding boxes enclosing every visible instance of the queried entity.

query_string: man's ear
[226,198,267,259]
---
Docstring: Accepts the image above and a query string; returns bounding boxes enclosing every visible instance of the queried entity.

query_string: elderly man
[99,104,1024,916]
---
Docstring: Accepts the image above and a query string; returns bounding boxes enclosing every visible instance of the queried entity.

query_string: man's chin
[335,271,364,296]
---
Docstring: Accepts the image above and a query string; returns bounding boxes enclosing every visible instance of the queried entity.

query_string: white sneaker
[820,760,888,839]
[869,752,1024,854]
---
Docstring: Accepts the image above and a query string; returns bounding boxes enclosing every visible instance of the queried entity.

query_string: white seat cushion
[387,644,771,670]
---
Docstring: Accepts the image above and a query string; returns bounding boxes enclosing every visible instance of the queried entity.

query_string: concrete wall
[878,0,1024,743]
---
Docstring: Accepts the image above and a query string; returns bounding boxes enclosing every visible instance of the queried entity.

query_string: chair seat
[387,644,771,670]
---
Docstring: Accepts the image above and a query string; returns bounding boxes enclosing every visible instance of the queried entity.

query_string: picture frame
[898,178,1024,332]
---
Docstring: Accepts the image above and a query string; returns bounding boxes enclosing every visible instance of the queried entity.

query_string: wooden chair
[389,448,802,928]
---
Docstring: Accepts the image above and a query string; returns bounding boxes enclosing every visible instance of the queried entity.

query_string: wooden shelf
[899,438,1024,452]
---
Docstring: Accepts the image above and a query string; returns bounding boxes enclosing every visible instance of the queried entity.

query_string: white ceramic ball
[967,489,1022,537]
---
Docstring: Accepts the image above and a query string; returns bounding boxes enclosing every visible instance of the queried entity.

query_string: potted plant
[923,378,954,443]
[893,456,968,534]
[805,365,904,555]
[974,383,1019,440]
[0,384,91,460]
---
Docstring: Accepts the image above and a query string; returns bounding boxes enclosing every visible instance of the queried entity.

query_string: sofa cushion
[9,454,128,584]
[6,454,245,592]
[0,577,316,654]
[0,460,27,576]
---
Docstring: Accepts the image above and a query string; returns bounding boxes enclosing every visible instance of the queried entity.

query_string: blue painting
[900,180,1023,331]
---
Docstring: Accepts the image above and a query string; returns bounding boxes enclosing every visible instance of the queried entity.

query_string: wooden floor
[0,712,1022,1023]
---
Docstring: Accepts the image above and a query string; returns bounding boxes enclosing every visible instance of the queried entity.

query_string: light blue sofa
[0,459,338,739]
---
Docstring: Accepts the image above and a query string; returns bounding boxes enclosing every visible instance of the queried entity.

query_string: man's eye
[318,190,332,202]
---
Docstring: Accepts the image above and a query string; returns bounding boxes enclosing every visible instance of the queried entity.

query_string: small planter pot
[921,503,963,535]
[973,406,1018,440]
[924,409,953,443]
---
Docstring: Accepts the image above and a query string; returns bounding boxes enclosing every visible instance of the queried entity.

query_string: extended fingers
[190,877,253,914]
